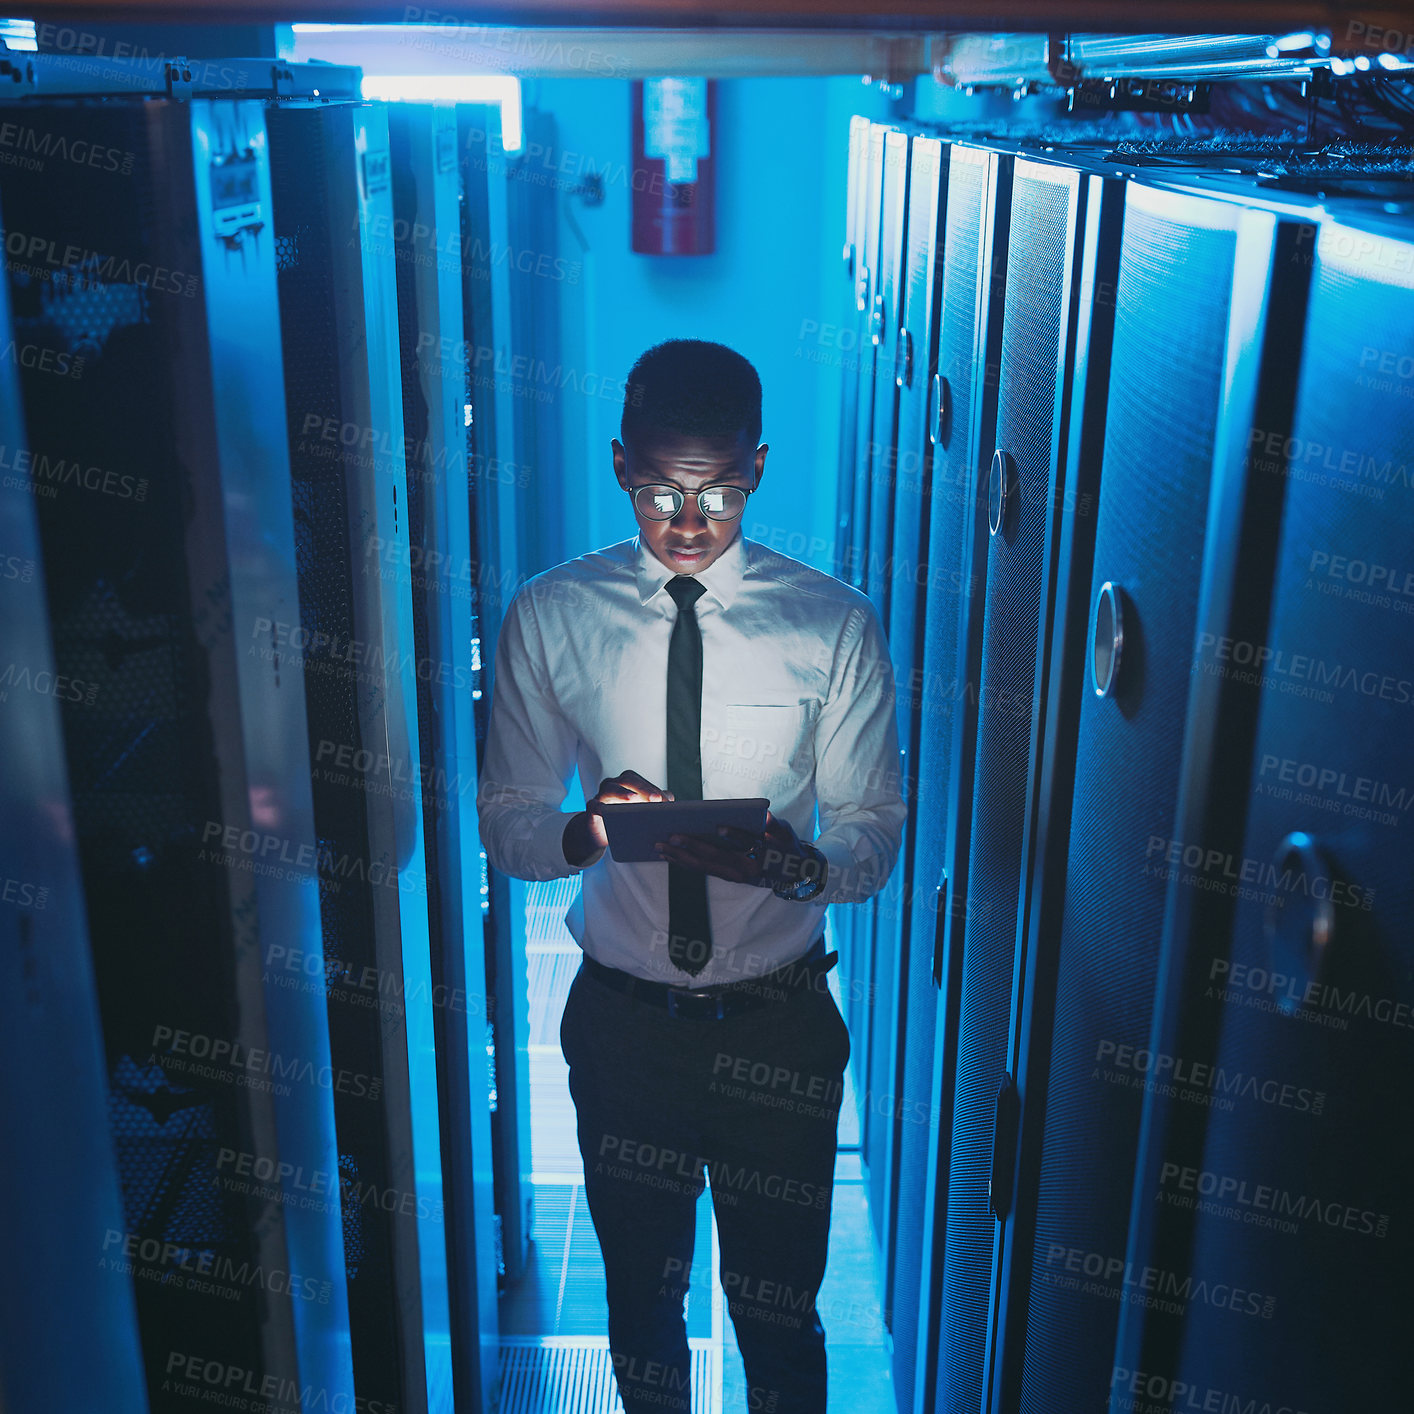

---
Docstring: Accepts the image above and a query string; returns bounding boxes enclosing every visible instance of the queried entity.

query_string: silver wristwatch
[771,844,828,902]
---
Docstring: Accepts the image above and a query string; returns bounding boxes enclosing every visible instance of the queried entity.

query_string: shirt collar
[634,530,748,613]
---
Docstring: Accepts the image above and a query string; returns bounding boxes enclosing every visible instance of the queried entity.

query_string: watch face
[772,848,825,900]
[774,868,823,901]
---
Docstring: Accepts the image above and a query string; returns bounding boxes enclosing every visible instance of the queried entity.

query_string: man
[477,339,905,1414]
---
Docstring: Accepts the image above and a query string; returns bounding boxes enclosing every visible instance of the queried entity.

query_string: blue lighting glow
[359,73,523,151]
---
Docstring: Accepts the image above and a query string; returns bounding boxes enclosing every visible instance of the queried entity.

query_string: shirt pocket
[715,698,820,786]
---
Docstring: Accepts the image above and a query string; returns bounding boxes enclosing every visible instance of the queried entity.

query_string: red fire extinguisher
[631,78,715,255]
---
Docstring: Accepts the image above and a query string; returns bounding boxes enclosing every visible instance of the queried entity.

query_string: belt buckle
[666,986,726,1020]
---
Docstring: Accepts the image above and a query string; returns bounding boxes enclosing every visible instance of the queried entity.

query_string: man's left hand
[654,809,819,888]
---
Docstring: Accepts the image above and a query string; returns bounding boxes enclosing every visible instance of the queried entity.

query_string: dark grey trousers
[560,953,851,1414]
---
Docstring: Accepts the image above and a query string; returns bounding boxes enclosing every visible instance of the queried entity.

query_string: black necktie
[665,576,711,975]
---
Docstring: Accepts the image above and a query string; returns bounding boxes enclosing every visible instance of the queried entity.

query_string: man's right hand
[562,770,674,867]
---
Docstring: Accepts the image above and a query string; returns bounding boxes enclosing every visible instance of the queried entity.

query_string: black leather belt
[580,935,838,1021]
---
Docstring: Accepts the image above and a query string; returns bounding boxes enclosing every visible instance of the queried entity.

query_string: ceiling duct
[930,30,1334,90]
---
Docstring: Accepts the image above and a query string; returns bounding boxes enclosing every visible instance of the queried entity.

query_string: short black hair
[621,339,762,449]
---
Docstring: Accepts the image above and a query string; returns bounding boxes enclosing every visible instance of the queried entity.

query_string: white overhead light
[0,17,37,50]
[359,74,523,151]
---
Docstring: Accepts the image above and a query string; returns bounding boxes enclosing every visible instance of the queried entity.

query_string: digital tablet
[597,798,770,864]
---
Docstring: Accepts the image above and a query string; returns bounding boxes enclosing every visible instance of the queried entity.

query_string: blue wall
[527,75,897,575]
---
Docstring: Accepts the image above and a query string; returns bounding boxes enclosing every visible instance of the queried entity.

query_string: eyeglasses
[629,482,751,522]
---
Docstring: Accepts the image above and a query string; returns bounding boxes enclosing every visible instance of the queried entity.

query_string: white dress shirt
[475,531,906,986]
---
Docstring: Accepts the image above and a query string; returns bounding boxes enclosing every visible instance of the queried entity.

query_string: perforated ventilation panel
[5,100,264,1402]
[1171,227,1414,1413]
[1018,195,1238,1414]
[940,163,1074,1414]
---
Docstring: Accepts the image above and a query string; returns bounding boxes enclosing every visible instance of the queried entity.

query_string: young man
[477,339,905,1414]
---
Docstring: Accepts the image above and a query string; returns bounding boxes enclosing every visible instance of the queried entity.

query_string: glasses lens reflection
[634,484,747,521]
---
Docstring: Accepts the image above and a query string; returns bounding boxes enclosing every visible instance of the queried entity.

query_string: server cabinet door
[458,99,534,1291]
[886,132,950,1414]
[1116,213,1413,1413]
[861,124,911,1285]
[865,128,911,622]
[1005,184,1300,1414]
[389,102,501,1414]
[0,97,354,1412]
[266,99,452,1414]
[834,113,872,591]
[835,120,891,1065]
[0,197,148,1414]
[914,139,1010,1414]
[847,119,889,601]
[839,117,886,591]
[935,154,1106,1414]
[984,163,1127,1414]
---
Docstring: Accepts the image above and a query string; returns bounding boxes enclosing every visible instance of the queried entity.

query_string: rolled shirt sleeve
[810,602,907,906]
[475,587,604,881]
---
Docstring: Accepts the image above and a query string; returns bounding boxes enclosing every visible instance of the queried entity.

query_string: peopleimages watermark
[215,1146,444,1223]
[1111,1366,1310,1414]
[249,616,474,693]
[1208,957,1413,1032]
[1040,1243,1276,1320]
[710,1051,938,1129]
[595,1135,830,1211]
[1,337,85,378]
[30,23,257,89]
[355,211,581,283]
[1144,834,1375,911]
[1306,545,1414,613]
[0,119,134,177]
[0,443,148,502]
[164,1351,396,1414]
[150,1023,384,1102]
[1,876,49,909]
[1193,630,1413,707]
[199,819,428,900]
[0,659,99,706]
[3,229,197,296]
[1094,1039,1326,1116]
[1346,18,1414,56]
[1354,344,1414,405]
[399,7,630,78]
[1246,426,1410,499]
[1,552,35,582]
[1157,1162,1390,1240]
[314,737,476,808]
[101,1229,333,1306]
[265,941,495,1023]
[1255,750,1410,827]
[710,1050,844,1118]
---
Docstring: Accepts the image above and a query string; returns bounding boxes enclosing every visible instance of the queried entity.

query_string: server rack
[0,193,149,1414]
[972,153,1127,1414]
[987,181,1314,1414]
[0,93,354,1411]
[886,131,951,1414]
[1115,201,1413,1412]
[835,113,871,587]
[912,135,1010,1414]
[931,149,1124,1414]
[458,99,534,1292]
[835,119,890,1089]
[388,101,502,1414]
[861,123,911,1296]
[266,97,453,1413]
